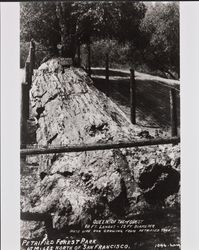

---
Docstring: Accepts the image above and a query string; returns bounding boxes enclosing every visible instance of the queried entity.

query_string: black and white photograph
[18,1,181,250]
[3,1,199,250]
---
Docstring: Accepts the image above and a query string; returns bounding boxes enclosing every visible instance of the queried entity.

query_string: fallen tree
[21,58,180,238]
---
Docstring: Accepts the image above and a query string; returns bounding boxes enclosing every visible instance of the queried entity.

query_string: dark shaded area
[138,163,180,204]
[138,130,154,139]
[47,133,58,144]
[36,106,45,120]
[40,172,47,180]
[89,122,109,136]
[108,179,129,217]
[92,69,130,78]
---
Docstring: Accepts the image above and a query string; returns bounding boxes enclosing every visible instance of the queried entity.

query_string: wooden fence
[85,46,179,136]
[98,53,179,136]
[20,41,180,155]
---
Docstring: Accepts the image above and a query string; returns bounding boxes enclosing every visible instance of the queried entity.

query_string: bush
[80,39,133,69]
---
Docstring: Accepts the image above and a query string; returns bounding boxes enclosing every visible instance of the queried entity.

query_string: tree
[20,2,60,48]
[140,2,180,79]
[115,1,146,43]
[20,1,146,61]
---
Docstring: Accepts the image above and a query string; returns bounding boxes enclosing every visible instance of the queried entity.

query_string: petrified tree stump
[21,58,180,236]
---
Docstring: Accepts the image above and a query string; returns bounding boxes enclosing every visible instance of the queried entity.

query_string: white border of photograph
[1,3,20,250]
[181,2,199,250]
[1,2,199,250]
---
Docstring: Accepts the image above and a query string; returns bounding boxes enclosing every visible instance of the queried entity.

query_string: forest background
[20,1,179,80]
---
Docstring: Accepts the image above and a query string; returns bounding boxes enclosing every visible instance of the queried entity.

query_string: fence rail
[20,136,180,156]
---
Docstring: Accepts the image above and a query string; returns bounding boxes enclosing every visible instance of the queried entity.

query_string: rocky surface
[21,58,180,239]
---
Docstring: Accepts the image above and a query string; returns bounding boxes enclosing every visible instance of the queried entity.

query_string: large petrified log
[21,58,180,237]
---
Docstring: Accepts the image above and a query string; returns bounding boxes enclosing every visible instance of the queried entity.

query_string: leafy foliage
[20,2,60,47]
[20,1,146,58]
[20,1,179,79]
[140,2,179,79]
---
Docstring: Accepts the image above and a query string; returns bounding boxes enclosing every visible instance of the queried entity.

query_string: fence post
[21,84,28,148]
[21,40,35,149]
[87,40,91,77]
[169,88,178,136]
[21,61,31,149]
[24,61,31,119]
[105,53,110,96]
[30,40,35,76]
[130,68,136,124]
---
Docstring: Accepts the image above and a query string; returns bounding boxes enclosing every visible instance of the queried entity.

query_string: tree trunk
[21,58,180,237]
[56,2,76,59]
[24,58,140,227]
